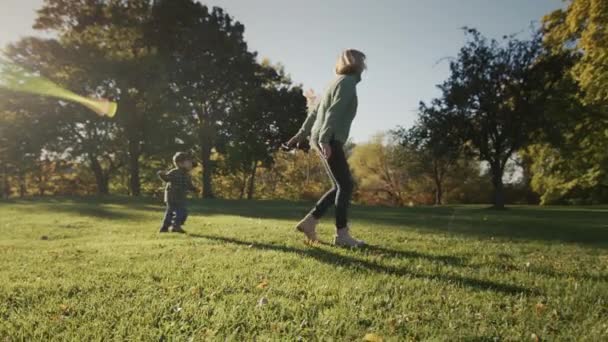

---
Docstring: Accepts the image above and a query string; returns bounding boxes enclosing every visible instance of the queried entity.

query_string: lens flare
[0,55,117,117]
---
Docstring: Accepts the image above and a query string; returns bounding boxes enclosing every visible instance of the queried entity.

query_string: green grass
[1,197,607,340]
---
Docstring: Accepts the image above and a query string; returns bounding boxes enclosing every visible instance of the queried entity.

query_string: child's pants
[161,203,188,229]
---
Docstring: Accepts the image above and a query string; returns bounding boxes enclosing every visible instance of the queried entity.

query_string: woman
[287,49,367,247]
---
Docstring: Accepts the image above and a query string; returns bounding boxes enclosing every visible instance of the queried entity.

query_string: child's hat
[173,152,192,165]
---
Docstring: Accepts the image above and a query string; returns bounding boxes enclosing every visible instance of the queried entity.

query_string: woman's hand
[303,88,317,108]
[321,143,332,159]
[286,135,300,148]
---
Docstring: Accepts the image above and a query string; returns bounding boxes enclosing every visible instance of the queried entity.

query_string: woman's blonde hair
[335,49,367,75]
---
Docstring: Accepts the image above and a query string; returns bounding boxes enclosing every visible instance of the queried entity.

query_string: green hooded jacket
[296,73,360,145]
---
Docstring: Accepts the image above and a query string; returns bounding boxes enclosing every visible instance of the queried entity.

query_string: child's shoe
[172,226,186,234]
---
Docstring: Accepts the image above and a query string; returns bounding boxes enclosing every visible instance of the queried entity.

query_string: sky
[1,0,565,142]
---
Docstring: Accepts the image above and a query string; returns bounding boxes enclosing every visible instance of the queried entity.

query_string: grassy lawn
[0,197,607,340]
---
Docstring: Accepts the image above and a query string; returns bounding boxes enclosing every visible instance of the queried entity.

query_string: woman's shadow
[188,233,536,296]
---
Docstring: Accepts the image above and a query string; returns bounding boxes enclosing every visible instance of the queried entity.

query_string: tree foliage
[422,29,568,208]
[543,0,608,105]
[534,0,608,204]
[1,0,306,199]
[393,102,463,205]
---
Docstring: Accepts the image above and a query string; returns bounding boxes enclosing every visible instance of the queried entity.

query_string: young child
[157,152,198,233]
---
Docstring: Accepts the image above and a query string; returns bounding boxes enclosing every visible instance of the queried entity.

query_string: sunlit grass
[0,197,606,340]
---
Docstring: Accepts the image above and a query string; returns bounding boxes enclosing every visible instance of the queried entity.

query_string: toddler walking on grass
[157,152,198,233]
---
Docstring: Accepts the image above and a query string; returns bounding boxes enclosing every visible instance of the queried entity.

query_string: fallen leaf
[387,318,397,332]
[190,286,202,297]
[535,303,546,316]
[363,333,383,342]
[59,304,72,316]
[257,297,268,307]
[256,280,269,289]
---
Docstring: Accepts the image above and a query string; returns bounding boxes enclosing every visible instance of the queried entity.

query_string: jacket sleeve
[158,170,171,182]
[294,102,320,142]
[187,176,197,192]
[319,77,356,144]
[160,169,178,183]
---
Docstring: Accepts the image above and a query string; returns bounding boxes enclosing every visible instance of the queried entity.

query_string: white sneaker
[295,214,319,242]
[333,227,365,247]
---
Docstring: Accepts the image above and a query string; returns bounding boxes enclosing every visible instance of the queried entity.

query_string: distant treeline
[0,0,606,207]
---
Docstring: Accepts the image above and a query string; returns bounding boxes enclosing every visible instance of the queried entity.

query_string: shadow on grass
[334,243,466,266]
[524,265,608,283]
[188,200,608,248]
[7,197,608,247]
[189,233,536,296]
[355,205,608,248]
[9,198,142,221]
[59,205,139,220]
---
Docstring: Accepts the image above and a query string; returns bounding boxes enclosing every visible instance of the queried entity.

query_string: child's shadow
[188,233,536,296]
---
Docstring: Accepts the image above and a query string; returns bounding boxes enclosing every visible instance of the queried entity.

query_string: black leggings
[310,141,353,229]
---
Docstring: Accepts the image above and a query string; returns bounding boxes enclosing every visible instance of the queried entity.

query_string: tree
[543,0,608,106]
[393,102,462,205]
[253,150,328,201]
[536,0,608,204]
[350,135,411,206]
[0,105,9,198]
[433,29,566,208]
[5,38,124,195]
[35,0,168,196]
[524,112,608,204]
[222,62,307,199]
[0,93,56,197]
[147,0,260,198]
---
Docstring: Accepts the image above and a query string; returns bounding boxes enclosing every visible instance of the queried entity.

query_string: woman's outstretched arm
[288,89,319,145]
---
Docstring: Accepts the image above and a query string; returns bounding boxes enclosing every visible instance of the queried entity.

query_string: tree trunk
[2,164,10,199]
[128,138,141,196]
[491,164,505,209]
[98,174,109,195]
[434,183,443,206]
[238,172,247,200]
[89,156,110,195]
[38,175,45,196]
[123,97,143,197]
[200,143,214,199]
[18,169,26,198]
[246,162,257,200]
[433,160,443,205]
[37,161,47,196]
[199,119,215,199]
